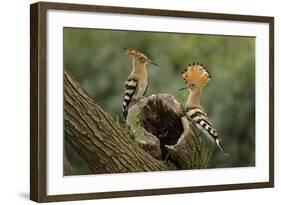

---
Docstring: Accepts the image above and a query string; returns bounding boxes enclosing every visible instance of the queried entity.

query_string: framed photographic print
[30,1,274,202]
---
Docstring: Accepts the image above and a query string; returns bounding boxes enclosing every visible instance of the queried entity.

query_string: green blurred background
[64,27,255,175]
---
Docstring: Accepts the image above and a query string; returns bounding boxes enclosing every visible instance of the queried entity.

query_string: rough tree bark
[64,71,168,174]
[64,71,203,174]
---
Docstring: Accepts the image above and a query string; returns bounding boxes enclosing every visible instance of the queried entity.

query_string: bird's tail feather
[215,138,229,156]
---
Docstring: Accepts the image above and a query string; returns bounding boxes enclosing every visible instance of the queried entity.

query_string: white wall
[0,0,279,204]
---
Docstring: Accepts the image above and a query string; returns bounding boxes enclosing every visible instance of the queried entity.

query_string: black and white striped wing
[186,107,228,155]
[122,78,138,119]
[186,107,218,140]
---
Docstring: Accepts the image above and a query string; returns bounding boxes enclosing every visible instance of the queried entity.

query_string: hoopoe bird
[181,63,229,155]
[122,48,158,120]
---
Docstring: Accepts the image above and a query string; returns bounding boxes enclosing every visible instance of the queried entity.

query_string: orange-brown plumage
[181,63,228,155]
[182,63,210,86]
[122,48,158,120]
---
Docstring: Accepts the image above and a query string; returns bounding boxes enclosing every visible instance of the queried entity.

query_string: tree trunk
[64,71,204,174]
[64,71,168,174]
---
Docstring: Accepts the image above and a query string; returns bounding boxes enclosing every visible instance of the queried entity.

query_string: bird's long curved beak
[178,86,189,91]
[148,59,159,67]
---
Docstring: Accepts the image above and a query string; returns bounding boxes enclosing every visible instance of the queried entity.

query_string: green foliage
[199,137,214,169]
[184,125,213,169]
[64,27,255,171]
[114,114,125,129]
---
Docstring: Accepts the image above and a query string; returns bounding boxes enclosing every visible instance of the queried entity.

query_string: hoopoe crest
[182,63,211,89]
[122,48,158,120]
[181,63,228,156]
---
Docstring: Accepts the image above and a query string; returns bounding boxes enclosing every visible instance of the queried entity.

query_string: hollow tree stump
[126,94,203,169]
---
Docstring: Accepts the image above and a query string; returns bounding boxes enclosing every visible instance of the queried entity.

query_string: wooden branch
[64,71,168,174]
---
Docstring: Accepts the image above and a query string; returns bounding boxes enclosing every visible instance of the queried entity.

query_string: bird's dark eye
[140,57,146,62]
[190,83,195,87]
